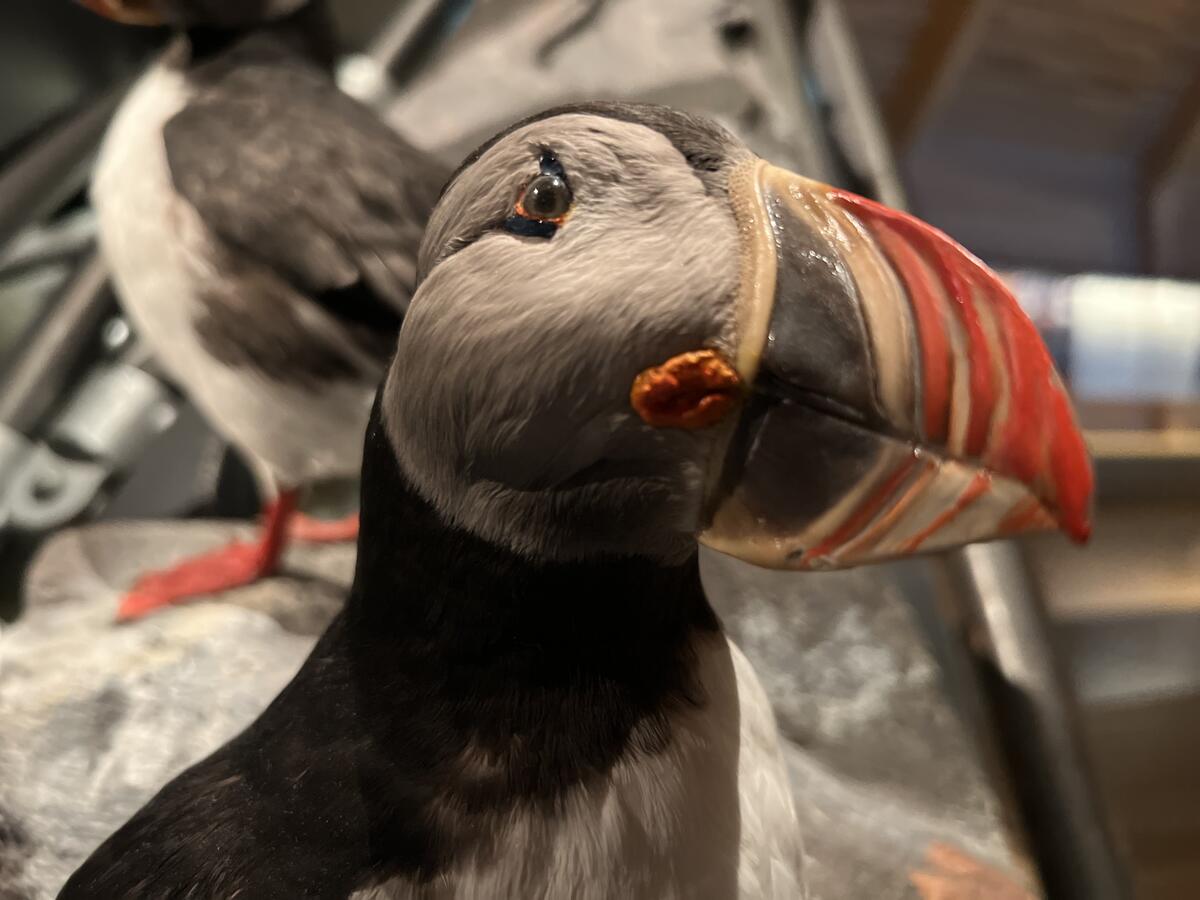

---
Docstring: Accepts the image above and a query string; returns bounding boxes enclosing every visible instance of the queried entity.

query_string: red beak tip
[1053,507,1092,545]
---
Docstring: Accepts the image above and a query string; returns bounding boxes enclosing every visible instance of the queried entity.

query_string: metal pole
[0,252,114,434]
[808,0,907,209]
[748,0,838,181]
[0,213,96,280]
[339,0,475,108]
[946,544,1132,899]
[0,89,122,255]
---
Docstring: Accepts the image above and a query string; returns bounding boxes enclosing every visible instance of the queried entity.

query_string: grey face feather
[440,101,751,207]
[384,112,752,562]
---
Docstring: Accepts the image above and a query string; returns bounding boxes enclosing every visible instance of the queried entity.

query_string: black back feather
[165,31,447,385]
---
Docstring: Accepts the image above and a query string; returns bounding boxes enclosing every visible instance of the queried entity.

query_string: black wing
[163,45,448,382]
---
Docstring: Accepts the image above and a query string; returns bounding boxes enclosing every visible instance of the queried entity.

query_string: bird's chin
[698,160,1091,572]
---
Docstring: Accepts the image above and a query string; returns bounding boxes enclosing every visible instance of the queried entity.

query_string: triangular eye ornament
[503,151,573,238]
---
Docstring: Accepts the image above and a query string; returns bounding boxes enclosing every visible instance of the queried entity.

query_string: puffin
[60,103,1092,899]
[81,0,447,620]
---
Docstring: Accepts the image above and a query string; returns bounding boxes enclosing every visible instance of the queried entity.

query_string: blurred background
[1,1,1198,898]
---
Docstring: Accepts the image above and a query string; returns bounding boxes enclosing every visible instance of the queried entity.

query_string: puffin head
[383,102,1093,570]
[75,0,309,28]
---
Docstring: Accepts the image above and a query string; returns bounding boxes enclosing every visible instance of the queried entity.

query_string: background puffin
[60,103,1091,899]
[80,0,447,620]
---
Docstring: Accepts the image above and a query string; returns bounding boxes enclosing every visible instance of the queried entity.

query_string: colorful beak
[702,160,1093,571]
[76,0,164,26]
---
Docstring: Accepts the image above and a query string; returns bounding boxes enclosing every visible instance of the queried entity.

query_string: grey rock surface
[0,522,350,899]
[0,521,1032,899]
[704,553,1033,899]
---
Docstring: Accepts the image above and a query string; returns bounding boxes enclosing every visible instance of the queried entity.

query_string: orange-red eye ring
[514,196,568,226]
[514,173,572,225]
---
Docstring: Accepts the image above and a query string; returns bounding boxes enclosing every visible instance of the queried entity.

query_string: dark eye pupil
[523,175,571,220]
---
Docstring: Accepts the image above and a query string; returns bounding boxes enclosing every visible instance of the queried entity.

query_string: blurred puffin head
[76,0,309,27]
[382,102,1093,569]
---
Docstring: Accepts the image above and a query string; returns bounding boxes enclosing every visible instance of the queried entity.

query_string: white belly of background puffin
[92,63,374,491]
[354,638,804,900]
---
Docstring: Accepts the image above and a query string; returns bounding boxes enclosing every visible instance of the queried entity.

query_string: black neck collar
[332,402,720,816]
[347,404,718,653]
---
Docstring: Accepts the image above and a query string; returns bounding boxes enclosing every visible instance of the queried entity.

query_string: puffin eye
[516,174,572,222]
[502,151,573,238]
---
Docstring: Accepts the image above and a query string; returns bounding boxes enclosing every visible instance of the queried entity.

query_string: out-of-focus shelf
[1087,428,1200,461]
[1087,435,1200,505]
[1025,428,1200,623]
[1027,500,1200,622]
[1081,690,1200,900]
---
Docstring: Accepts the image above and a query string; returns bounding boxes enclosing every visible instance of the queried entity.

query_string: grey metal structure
[948,544,1132,899]
[338,0,475,106]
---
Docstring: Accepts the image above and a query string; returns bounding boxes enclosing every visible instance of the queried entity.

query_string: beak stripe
[834,457,940,562]
[941,270,973,458]
[832,192,1001,454]
[826,188,1092,542]
[897,470,991,554]
[927,239,997,457]
[868,222,952,443]
[972,288,1012,457]
[998,496,1055,536]
[822,203,918,433]
[1047,383,1094,541]
[983,283,1043,479]
[800,455,919,565]
[705,163,1093,572]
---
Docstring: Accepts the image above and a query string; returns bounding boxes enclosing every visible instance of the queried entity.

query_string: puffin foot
[289,512,359,544]
[116,541,277,621]
[115,493,298,622]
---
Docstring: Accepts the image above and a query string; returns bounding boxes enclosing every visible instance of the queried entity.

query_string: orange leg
[116,491,299,622]
[289,512,359,544]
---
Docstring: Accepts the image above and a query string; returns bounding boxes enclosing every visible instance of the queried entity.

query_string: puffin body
[94,60,378,490]
[63,103,1092,898]
[85,0,446,618]
[62,424,802,899]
